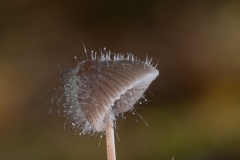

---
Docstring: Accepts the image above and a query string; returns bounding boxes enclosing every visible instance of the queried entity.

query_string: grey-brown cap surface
[53,51,159,135]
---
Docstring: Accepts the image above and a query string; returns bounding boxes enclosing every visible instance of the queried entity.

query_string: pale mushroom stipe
[50,46,159,160]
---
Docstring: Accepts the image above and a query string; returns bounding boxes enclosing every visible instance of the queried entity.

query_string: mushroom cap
[56,52,159,134]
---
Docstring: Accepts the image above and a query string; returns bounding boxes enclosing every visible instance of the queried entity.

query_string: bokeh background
[1,0,240,160]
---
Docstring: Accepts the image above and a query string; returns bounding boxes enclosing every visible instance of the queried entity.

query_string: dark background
[1,0,240,160]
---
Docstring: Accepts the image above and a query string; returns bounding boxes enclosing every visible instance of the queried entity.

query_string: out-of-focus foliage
[0,0,240,160]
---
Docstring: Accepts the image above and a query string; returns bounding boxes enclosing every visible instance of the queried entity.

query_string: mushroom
[52,48,159,160]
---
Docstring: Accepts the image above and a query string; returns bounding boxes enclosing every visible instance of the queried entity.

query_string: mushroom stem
[106,121,116,160]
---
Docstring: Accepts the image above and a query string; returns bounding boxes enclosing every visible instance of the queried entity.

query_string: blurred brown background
[1,0,240,160]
